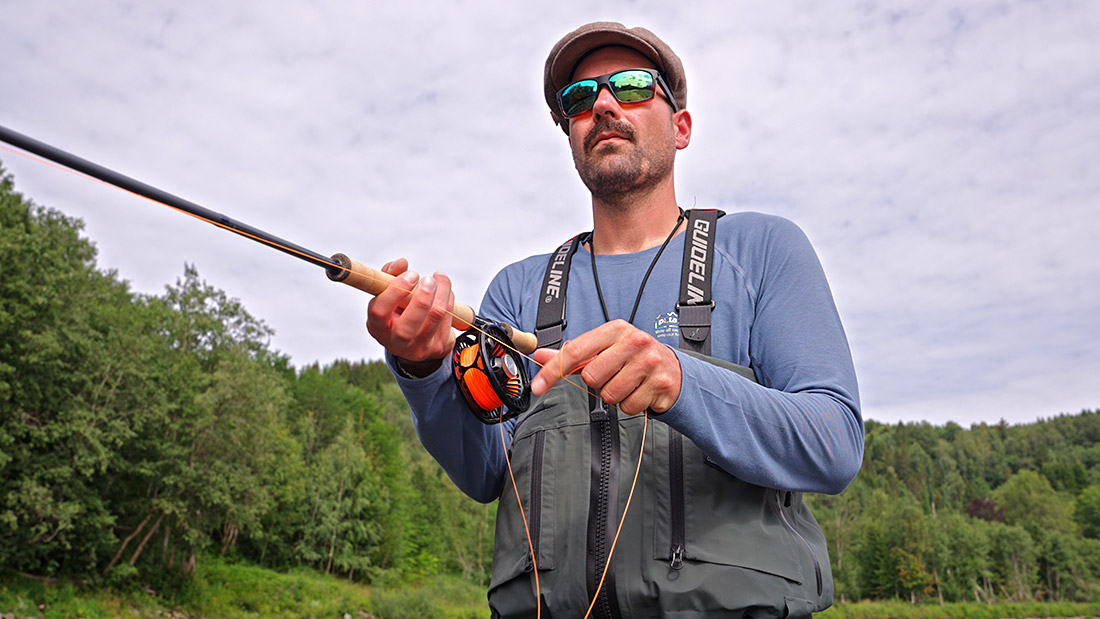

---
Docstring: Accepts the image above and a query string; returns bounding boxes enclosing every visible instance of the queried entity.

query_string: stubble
[573,117,676,205]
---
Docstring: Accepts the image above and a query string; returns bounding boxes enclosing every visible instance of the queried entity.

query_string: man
[367,22,863,618]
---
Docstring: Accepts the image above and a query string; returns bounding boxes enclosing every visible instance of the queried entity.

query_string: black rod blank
[0,124,338,270]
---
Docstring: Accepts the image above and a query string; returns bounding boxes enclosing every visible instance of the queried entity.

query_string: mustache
[583,118,635,151]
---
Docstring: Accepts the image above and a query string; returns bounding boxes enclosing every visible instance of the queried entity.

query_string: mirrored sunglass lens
[610,70,655,103]
[561,80,598,116]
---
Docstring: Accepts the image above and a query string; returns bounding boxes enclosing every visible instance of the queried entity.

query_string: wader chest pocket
[651,424,804,583]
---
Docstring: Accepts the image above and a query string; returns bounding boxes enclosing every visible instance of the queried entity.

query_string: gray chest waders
[489,210,832,618]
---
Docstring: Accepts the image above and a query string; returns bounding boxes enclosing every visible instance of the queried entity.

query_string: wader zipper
[587,396,622,619]
[669,429,685,569]
[526,430,545,571]
[776,490,823,596]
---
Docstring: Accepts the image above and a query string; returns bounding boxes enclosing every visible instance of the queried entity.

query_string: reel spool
[451,318,531,424]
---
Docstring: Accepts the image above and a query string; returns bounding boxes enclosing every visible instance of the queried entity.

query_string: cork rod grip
[326,253,538,354]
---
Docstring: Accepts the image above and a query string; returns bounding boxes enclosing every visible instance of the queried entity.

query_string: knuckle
[366,309,389,330]
[600,388,620,406]
[632,347,660,372]
[366,297,384,316]
[618,397,641,416]
[409,293,433,312]
[580,367,599,387]
[426,303,449,323]
[651,373,673,393]
[365,307,393,335]
[625,330,652,350]
[610,318,631,329]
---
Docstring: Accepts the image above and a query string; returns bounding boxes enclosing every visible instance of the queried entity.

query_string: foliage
[0,167,159,576]
[812,414,1100,604]
[0,162,494,591]
[1073,484,1100,539]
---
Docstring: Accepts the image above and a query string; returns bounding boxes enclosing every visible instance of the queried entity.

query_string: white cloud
[1,0,1097,426]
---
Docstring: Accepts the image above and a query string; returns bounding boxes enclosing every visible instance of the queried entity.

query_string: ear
[551,111,570,135]
[673,109,692,150]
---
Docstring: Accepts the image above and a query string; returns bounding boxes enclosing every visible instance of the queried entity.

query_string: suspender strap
[534,234,582,350]
[670,208,722,572]
[536,209,723,353]
[678,209,723,355]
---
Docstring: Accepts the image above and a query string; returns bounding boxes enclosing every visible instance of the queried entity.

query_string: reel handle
[326,253,538,354]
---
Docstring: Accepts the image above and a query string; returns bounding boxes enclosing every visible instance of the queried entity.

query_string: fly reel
[451,318,530,424]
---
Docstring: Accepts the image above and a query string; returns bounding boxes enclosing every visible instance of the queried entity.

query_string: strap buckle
[534,320,567,349]
[676,302,714,343]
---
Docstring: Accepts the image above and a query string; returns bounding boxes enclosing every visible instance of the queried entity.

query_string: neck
[589,179,683,254]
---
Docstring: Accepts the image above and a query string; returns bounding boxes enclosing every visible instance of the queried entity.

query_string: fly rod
[0,123,538,356]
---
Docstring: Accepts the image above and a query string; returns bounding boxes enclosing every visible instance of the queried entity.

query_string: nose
[590,85,621,120]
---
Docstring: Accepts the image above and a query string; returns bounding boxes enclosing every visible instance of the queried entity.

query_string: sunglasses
[556,68,679,119]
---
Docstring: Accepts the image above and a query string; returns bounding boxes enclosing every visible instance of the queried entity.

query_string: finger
[580,327,654,392]
[549,320,638,391]
[380,257,409,276]
[530,340,597,396]
[368,269,420,324]
[371,272,457,361]
[619,368,680,414]
[603,343,682,415]
[392,273,443,343]
[554,322,624,371]
[530,322,631,396]
[418,272,456,347]
[608,369,663,416]
[529,348,562,396]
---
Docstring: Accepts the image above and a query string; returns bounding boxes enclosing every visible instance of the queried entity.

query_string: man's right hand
[365,258,456,377]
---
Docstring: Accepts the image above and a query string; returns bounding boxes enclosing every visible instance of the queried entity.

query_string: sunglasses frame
[556,68,679,119]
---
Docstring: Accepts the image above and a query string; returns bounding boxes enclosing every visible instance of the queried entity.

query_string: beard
[572,117,676,203]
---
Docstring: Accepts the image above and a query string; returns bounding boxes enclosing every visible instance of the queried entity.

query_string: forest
[2,161,1099,610]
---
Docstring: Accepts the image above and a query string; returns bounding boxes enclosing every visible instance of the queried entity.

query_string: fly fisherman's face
[566,46,684,200]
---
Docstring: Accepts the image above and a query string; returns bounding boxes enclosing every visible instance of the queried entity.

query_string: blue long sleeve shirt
[388,211,863,502]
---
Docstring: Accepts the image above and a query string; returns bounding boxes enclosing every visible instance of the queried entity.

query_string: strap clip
[676,302,715,343]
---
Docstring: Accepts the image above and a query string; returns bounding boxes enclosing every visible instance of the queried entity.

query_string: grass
[0,575,127,619]
[0,558,489,618]
[4,566,1099,619]
[821,599,1100,619]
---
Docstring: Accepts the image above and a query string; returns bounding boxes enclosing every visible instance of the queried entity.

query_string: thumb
[532,348,558,366]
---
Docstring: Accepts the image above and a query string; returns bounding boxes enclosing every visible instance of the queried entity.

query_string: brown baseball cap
[544,21,687,133]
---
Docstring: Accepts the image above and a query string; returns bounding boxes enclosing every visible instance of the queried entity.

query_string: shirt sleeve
[384,263,532,503]
[385,351,510,503]
[657,217,864,494]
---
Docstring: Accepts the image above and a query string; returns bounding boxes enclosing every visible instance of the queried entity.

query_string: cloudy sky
[2,1,1097,427]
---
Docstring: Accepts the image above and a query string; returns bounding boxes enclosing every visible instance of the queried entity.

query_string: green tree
[853,490,899,599]
[987,522,1037,602]
[933,514,992,602]
[101,270,296,581]
[1075,484,1100,539]
[295,424,378,577]
[248,362,415,580]
[995,469,1076,539]
[893,547,934,602]
[0,165,164,575]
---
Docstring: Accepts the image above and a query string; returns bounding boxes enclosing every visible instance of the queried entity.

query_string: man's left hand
[530,319,682,415]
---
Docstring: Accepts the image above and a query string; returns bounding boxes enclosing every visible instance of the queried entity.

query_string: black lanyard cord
[588,209,686,325]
